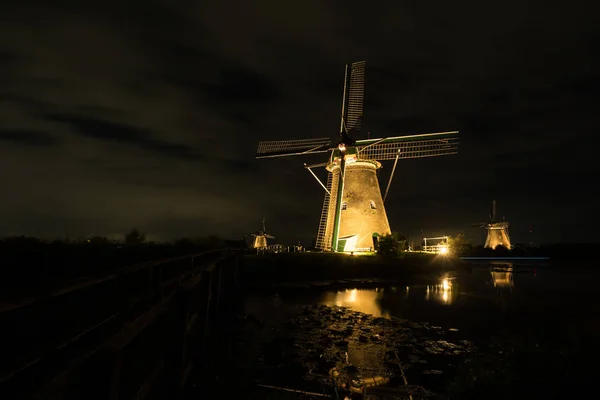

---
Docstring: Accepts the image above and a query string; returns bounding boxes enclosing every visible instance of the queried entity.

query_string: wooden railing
[0,248,239,399]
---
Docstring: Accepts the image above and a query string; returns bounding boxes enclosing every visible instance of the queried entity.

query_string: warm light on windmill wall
[254,60,460,254]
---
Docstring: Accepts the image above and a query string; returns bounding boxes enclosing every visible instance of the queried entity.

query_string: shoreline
[241,252,470,284]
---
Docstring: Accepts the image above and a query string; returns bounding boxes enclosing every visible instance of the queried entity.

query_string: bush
[377,234,402,257]
[448,233,472,256]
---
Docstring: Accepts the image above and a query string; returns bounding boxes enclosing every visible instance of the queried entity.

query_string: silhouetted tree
[174,238,194,247]
[197,235,224,249]
[2,236,41,245]
[393,232,409,251]
[87,236,110,245]
[125,229,145,245]
[493,245,510,255]
[448,233,471,256]
[377,234,402,257]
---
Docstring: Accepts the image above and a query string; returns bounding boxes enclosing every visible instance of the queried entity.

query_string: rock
[343,364,359,376]
[423,369,443,375]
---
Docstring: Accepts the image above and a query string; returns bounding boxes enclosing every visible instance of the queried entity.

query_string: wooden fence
[0,249,239,399]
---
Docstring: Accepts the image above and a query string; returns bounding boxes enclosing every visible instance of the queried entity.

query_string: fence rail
[0,248,239,399]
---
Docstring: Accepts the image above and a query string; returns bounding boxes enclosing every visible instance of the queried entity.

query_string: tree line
[0,229,226,248]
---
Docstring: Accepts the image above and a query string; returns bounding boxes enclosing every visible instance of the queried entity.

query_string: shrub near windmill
[256,61,460,253]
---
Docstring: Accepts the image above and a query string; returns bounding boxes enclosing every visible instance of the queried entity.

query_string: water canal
[188,262,600,399]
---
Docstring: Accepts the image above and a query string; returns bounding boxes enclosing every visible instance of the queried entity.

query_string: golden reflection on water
[491,270,514,288]
[425,278,455,305]
[490,262,514,289]
[319,277,458,318]
[320,288,390,318]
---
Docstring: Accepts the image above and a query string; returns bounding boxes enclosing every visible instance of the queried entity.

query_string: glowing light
[442,279,451,290]
[441,278,452,303]
[322,289,388,317]
[439,246,448,255]
[423,279,454,304]
[347,289,357,302]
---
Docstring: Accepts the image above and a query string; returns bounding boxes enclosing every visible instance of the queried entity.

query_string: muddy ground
[187,302,515,399]
[186,267,600,399]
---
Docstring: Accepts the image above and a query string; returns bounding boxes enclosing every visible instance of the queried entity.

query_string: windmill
[473,200,512,249]
[256,61,460,252]
[251,218,275,249]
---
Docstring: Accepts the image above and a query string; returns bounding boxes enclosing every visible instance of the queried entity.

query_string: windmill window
[370,200,376,209]
[342,202,347,210]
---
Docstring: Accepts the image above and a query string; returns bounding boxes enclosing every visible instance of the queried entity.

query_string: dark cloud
[0,94,51,113]
[204,67,282,105]
[42,113,201,160]
[0,129,59,146]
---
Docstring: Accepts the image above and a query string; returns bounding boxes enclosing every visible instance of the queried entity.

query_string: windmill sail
[356,131,459,161]
[315,170,343,251]
[475,200,512,250]
[256,137,331,159]
[255,61,460,253]
[315,172,334,250]
[341,61,366,134]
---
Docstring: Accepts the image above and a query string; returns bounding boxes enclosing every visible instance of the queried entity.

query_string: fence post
[173,290,190,391]
[0,249,239,400]
[106,349,122,400]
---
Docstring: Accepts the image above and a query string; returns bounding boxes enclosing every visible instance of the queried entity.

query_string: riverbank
[186,263,600,399]
[241,252,470,285]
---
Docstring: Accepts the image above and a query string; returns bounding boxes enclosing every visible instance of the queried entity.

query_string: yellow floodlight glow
[439,246,448,255]
[442,279,451,290]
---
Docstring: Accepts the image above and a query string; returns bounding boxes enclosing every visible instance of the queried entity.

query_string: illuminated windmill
[256,61,460,252]
[473,200,512,249]
[251,218,274,249]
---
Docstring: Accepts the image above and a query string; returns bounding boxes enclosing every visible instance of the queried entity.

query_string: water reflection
[490,262,514,289]
[320,288,390,317]
[425,278,455,304]
[318,277,458,319]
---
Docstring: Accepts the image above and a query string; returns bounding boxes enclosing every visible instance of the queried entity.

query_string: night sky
[1,1,597,245]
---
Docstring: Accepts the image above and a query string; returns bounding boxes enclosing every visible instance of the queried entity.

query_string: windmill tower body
[251,218,274,249]
[476,201,512,250]
[256,61,460,253]
[485,223,511,249]
[325,157,391,251]
[253,235,268,249]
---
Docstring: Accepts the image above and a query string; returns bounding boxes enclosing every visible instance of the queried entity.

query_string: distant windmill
[256,61,460,252]
[473,200,512,249]
[251,218,275,249]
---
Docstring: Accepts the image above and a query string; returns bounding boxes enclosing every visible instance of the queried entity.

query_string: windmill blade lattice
[256,137,331,159]
[344,61,366,133]
[356,131,459,161]
[255,60,461,253]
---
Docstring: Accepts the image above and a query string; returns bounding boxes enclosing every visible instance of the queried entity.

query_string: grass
[241,251,467,283]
